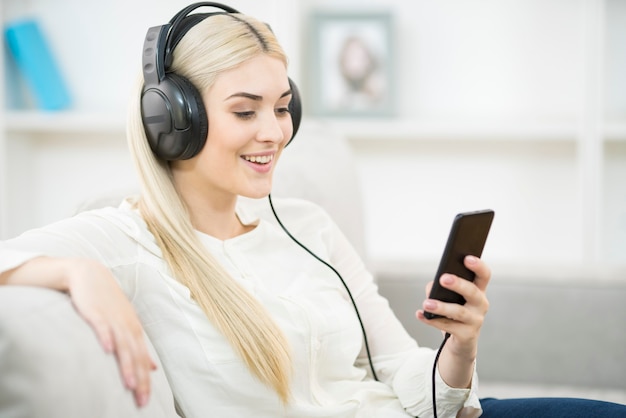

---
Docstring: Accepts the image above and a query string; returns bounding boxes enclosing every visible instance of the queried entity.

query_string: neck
[195,212,252,240]
[186,196,252,240]
[172,166,257,240]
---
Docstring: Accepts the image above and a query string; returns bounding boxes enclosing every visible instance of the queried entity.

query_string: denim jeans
[480,397,626,417]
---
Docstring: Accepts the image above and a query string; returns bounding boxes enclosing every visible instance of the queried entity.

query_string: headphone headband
[164,3,240,69]
[143,3,239,86]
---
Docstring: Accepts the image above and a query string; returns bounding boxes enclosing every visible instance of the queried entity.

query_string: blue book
[5,19,72,110]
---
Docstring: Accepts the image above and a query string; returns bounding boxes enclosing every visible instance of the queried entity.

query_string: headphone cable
[268,194,448,418]
[432,332,451,418]
[267,194,379,381]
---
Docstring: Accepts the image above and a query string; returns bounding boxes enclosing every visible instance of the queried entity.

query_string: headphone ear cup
[141,73,208,161]
[286,77,302,147]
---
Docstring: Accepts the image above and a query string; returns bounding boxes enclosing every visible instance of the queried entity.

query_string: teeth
[243,155,273,164]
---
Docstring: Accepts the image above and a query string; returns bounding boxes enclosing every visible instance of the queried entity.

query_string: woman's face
[172,55,293,203]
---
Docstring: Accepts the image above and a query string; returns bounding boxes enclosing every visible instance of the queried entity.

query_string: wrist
[61,257,103,292]
[446,338,478,364]
[438,336,478,384]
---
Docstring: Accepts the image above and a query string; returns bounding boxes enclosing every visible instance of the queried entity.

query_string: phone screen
[424,209,494,320]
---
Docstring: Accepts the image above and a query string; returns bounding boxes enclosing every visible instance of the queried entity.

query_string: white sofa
[376,268,626,404]
[0,286,180,418]
[1,123,625,417]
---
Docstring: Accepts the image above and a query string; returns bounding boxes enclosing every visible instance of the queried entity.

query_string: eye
[234,111,255,120]
[275,107,291,117]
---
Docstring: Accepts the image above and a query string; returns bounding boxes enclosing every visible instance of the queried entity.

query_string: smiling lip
[241,152,275,173]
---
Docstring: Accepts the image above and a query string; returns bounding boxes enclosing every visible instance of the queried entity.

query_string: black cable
[267,194,379,381]
[432,332,451,418]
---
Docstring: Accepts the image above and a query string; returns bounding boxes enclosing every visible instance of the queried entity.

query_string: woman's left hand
[416,255,491,387]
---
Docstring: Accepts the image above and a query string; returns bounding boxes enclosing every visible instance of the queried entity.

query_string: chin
[244,193,270,201]
[241,189,272,200]
[238,179,274,200]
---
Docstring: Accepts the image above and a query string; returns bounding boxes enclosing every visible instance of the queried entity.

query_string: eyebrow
[225,89,292,101]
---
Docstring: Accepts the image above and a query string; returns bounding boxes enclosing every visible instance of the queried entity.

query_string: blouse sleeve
[0,208,143,296]
[322,207,482,418]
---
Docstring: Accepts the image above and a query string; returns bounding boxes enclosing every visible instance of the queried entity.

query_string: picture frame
[308,11,395,117]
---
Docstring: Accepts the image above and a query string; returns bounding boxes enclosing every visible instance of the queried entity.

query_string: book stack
[5,18,72,111]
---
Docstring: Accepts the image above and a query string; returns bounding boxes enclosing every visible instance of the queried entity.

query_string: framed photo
[308,11,394,117]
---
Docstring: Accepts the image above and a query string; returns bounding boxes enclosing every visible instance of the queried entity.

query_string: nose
[257,111,288,145]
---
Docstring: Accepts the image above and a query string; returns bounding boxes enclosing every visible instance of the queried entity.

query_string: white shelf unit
[298,0,626,280]
[5,110,126,133]
[313,117,626,282]
[1,0,625,281]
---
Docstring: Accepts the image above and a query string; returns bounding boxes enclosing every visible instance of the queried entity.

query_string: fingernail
[138,393,149,407]
[466,255,478,264]
[424,300,437,310]
[441,274,455,285]
[101,339,113,353]
[126,375,137,389]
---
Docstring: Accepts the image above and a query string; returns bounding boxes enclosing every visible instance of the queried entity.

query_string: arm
[319,210,482,417]
[1,255,79,290]
[0,214,157,407]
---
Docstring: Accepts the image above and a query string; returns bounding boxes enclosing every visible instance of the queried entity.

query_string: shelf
[4,111,587,142]
[310,117,580,142]
[5,110,125,134]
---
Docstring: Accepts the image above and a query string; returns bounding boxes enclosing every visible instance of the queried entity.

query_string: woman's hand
[416,255,491,388]
[66,258,157,407]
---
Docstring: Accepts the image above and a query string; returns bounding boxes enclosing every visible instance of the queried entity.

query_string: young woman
[1,3,625,418]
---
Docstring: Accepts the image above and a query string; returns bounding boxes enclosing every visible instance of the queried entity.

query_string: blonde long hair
[126,13,292,402]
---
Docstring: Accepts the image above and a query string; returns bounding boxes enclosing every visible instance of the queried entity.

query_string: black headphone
[140,2,302,161]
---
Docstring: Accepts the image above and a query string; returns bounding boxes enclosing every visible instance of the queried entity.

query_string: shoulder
[68,199,139,235]
[78,199,145,233]
[63,198,161,255]
[0,198,160,266]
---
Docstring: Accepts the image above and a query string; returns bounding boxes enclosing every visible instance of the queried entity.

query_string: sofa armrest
[0,286,179,418]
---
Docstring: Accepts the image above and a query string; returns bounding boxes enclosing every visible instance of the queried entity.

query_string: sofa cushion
[0,286,179,418]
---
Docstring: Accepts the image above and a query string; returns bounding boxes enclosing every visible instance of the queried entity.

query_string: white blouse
[0,197,481,418]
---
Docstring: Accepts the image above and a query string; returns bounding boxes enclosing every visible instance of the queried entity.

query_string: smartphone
[423,209,495,320]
